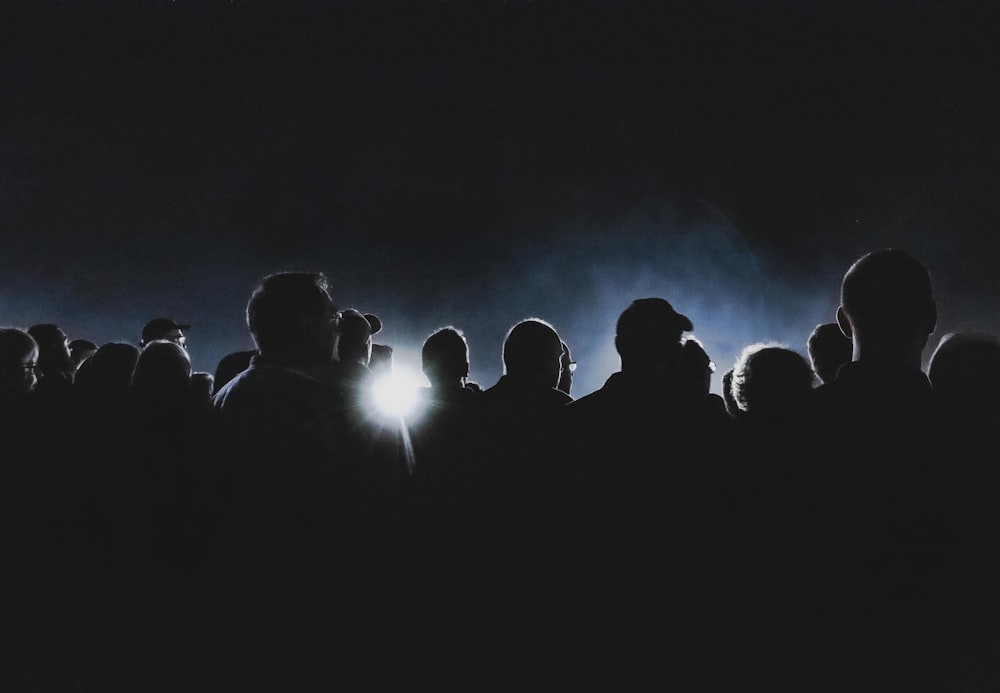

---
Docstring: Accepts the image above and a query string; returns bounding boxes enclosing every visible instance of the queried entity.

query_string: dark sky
[3,1,999,395]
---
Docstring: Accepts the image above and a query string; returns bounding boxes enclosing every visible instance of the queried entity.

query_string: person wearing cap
[336,309,381,368]
[329,309,383,402]
[550,297,738,692]
[140,318,191,350]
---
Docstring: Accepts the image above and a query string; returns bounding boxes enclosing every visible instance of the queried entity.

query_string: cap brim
[363,314,382,335]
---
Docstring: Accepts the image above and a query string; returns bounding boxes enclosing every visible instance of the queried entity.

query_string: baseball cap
[339,310,382,338]
[142,317,191,345]
[616,298,693,338]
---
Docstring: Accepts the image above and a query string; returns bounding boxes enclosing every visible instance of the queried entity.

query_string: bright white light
[371,368,424,419]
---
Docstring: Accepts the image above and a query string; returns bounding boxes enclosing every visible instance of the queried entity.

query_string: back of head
[68,338,98,368]
[191,371,215,401]
[839,248,936,344]
[502,318,563,388]
[676,336,715,396]
[213,349,257,394]
[615,297,693,376]
[337,309,379,366]
[928,331,1000,415]
[140,317,191,349]
[422,326,470,387]
[132,339,193,401]
[75,341,140,398]
[369,343,393,377]
[731,343,816,417]
[807,322,853,384]
[246,271,337,367]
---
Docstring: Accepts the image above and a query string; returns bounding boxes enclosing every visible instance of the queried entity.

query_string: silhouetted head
[422,326,470,389]
[213,349,257,394]
[615,297,693,378]
[837,249,936,366]
[337,309,381,366]
[68,338,98,369]
[246,271,339,370]
[135,339,192,384]
[730,343,816,417]
[807,322,852,384]
[502,318,563,388]
[74,341,140,399]
[676,335,715,397]
[0,327,40,397]
[928,331,1000,421]
[27,323,75,380]
[191,371,215,402]
[141,317,191,350]
[369,343,393,377]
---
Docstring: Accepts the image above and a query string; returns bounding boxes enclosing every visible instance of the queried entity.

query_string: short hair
[132,340,192,396]
[807,322,852,384]
[841,249,934,332]
[27,323,67,350]
[502,318,562,376]
[730,343,815,414]
[422,327,469,383]
[0,327,38,366]
[246,271,334,356]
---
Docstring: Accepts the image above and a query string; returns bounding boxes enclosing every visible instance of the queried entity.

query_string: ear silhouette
[836,306,853,340]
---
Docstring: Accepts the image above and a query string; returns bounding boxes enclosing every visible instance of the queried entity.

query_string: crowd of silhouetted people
[2,247,1000,693]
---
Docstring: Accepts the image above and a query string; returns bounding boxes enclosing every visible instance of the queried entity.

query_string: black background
[3,1,998,395]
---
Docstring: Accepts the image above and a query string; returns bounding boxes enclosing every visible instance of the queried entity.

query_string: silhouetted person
[928,330,1000,435]
[336,309,380,367]
[773,248,993,691]
[73,341,139,419]
[435,317,570,687]
[728,342,816,423]
[676,335,732,429]
[0,328,67,690]
[330,308,380,405]
[79,338,215,691]
[369,341,393,378]
[0,328,39,660]
[140,316,190,350]
[27,323,76,422]
[397,325,488,688]
[191,370,215,409]
[409,325,485,495]
[68,337,98,372]
[479,317,572,513]
[212,348,256,395]
[327,310,410,491]
[555,298,737,691]
[0,326,40,415]
[482,317,571,417]
[5,326,79,686]
[806,320,852,384]
[209,272,401,691]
